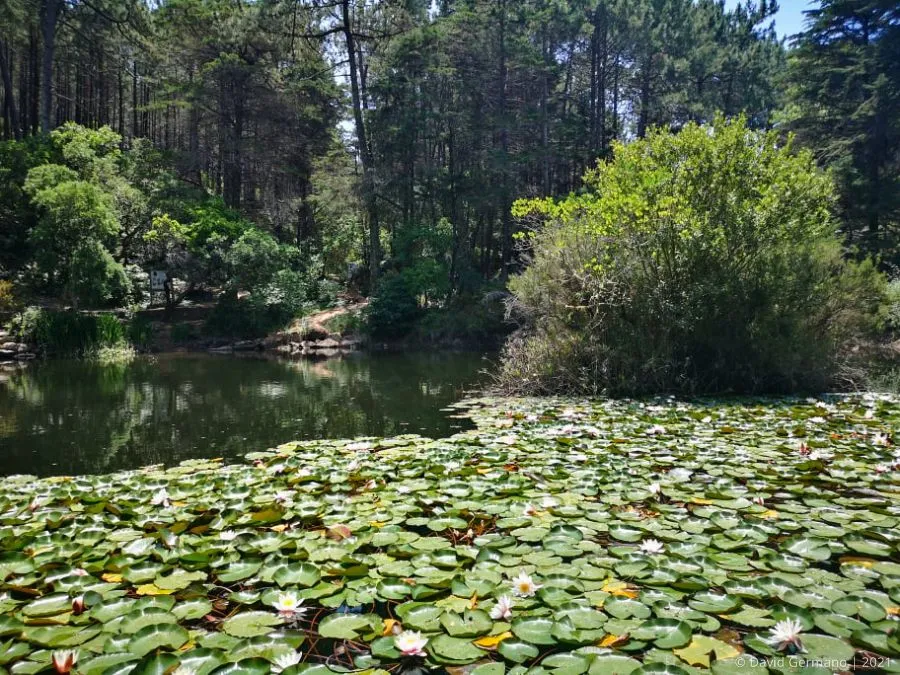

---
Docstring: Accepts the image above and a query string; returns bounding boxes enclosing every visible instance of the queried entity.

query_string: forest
[0,0,898,387]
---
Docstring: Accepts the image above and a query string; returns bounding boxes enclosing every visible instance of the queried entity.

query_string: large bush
[498,116,885,395]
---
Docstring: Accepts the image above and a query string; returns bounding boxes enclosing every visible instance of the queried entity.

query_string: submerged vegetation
[1,396,899,673]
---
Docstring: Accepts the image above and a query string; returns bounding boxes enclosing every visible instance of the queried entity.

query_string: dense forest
[0,0,898,347]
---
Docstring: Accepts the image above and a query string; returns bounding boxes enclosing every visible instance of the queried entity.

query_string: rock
[289,341,301,353]
[312,337,341,350]
[0,349,15,360]
[339,338,360,349]
[1,342,18,350]
[233,340,260,351]
[14,352,36,361]
[274,344,293,356]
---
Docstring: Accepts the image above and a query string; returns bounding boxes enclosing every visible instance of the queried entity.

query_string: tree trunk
[39,0,60,134]
[341,0,380,290]
[0,38,21,139]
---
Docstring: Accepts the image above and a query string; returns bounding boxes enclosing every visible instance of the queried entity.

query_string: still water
[0,352,491,477]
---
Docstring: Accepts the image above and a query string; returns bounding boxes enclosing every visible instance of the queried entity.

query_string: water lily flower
[220,530,238,541]
[272,592,306,620]
[647,424,667,435]
[72,567,89,577]
[71,595,85,615]
[875,464,890,473]
[511,570,541,597]
[28,496,43,511]
[272,651,303,673]
[873,433,890,446]
[865,408,876,419]
[768,618,804,652]
[522,503,538,516]
[490,595,514,620]
[395,630,428,657]
[52,650,78,674]
[670,468,692,481]
[151,489,171,508]
[269,463,286,474]
[640,539,664,555]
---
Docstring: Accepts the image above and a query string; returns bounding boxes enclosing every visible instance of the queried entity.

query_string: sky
[724,0,814,40]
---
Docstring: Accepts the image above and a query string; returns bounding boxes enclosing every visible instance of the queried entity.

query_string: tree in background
[786,0,900,260]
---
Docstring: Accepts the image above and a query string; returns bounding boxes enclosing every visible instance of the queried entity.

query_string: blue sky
[724,0,814,40]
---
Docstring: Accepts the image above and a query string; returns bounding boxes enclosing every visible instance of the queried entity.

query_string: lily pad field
[1,395,900,675]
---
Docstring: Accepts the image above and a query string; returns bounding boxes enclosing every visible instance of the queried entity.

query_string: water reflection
[0,352,490,476]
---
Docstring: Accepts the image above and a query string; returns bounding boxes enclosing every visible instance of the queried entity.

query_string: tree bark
[39,0,60,134]
[341,0,380,290]
[0,38,21,139]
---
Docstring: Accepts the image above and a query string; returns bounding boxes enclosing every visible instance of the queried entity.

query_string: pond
[0,351,491,477]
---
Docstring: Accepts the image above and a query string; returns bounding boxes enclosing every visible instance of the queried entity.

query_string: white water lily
[640,539,664,555]
[511,570,541,597]
[272,592,306,620]
[873,432,890,446]
[768,618,804,652]
[272,651,303,672]
[220,530,238,541]
[875,464,891,473]
[490,595,514,620]
[151,489,170,508]
[394,630,428,656]
[72,567,89,576]
[647,424,667,435]
[51,650,78,674]
[670,468,693,481]
[274,490,294,504]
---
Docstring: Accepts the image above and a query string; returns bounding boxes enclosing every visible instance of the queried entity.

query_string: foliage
[203,230,325,338]
[0,280,20,315]
[126,315,154,350]
[170,322,196,344]
[0,395,899,672]
[14,309,125,357]
[366,274,422,339]
[500,117,886,395]
[785,0,900,259]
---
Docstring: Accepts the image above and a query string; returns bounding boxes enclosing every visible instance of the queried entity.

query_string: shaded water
[0,352,491,476]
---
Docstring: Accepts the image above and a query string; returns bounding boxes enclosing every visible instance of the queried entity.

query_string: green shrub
[16,309,125,357]
[498,116,886,395]
[881,279,900,334]
[204,294,294,339]
[0,280,19,314]
[366,273,421,338]
[169,322,195,344]
[126,315,154,349]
